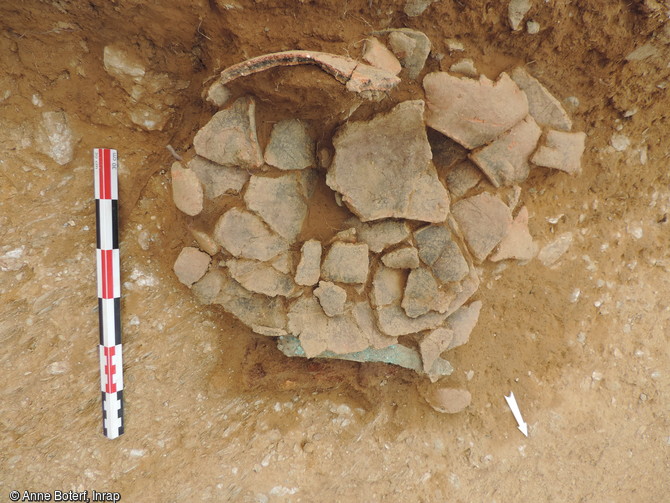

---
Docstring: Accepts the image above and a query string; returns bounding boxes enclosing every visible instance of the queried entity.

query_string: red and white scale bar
[94,148,124,439]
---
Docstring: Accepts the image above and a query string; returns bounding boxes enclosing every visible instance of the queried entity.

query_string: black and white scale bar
[94,148,124,439]
[101,390,124,438]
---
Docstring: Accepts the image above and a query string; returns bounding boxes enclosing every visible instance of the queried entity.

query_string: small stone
[526,20,540,34]
[190,228,219,256]
[371,266,405,307]
[314,281,347,317]
[171,161,203,216]
[639,145,648,165]
[628,224,643,240]
[414,225,469,283]
[510,67,572,131]
[244,174,308,242]
[446,301,482,350]
[423,72,529,149]
[446,39,465,52]
[532,130,586,175]
[193,96,263,169]
[2,247,24,262]
[382,246,420,269]
[363,37,402,75]
[376,305,449,337]
[47,361,69,375]
[508,0,532,31]
[402,267,441,318]
[206,81,231,107]
[214,208,288,261]
[609,133,630,152]
[264,119,315,171]
[348,218,410,252]
[386,29,431,80]
[452,192,513,262]
[404,0,438,17]
[625,43,659,61]
[137,230,151,251]
[424,388,471,413]
[564,96,580,110]
[36,111,75,165]
[569,288,581,303]
[295,240,322,286]
[327,100,449,222]
[174,247,211,286]
[102,45,180,130]
[188,156,249,199]
[103,45,145,78]
[490,206,538,261]
[538,232,573,266]
[227,258,296,297]
[449,58,478,78]
[470,115,542,187]
[444,160,482,198]
[129,104,170,131]
[321,242,369,284]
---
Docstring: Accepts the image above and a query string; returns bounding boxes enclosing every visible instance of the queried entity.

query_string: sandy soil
[1,1,669,501]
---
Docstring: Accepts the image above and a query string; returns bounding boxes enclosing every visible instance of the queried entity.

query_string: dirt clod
[423,387,472,413]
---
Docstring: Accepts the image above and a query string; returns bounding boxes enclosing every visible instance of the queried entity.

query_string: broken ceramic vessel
[170,37,585,384]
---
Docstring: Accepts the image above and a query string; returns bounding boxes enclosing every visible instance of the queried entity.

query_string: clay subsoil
[1,1,669,501]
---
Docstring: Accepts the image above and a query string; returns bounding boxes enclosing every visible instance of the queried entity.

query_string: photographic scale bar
[94,148,124,439]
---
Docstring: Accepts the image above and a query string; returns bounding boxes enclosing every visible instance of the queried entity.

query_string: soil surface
[1,1,669,501]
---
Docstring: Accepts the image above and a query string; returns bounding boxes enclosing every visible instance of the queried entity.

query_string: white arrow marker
[504,392,528,437]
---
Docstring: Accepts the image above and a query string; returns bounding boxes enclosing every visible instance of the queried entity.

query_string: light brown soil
[1,1,669,501]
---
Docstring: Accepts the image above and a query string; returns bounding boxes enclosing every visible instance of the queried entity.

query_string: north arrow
[504,391,528,437]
